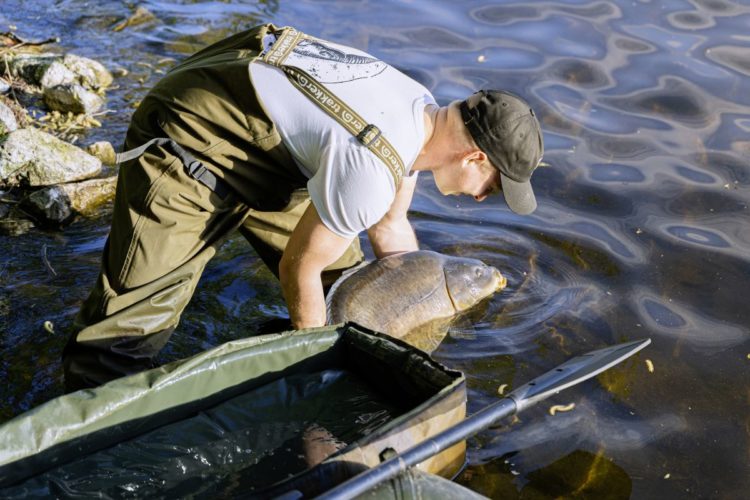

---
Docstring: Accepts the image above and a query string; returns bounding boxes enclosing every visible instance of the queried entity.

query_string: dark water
[1,1,748,498]
[4,369,398,497]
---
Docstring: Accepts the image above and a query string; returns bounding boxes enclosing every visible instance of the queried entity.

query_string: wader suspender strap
[115,137,231,199]
[263,28,406,186]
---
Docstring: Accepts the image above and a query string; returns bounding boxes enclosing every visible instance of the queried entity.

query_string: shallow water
[1,0,749,498]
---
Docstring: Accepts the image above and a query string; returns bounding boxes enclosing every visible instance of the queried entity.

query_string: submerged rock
[44,84,104,114]
[113,6,157,32]
[0,128,102,187]
[0,217,34,236]
[0,101,18,135]
[22,176,117,224]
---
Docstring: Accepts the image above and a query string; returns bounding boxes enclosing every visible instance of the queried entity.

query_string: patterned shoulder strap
[262,27,405,186]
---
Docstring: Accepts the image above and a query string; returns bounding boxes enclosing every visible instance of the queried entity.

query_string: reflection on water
[1,0,749,497]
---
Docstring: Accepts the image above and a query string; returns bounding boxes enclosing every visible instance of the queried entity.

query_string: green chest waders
[63,24,406,392]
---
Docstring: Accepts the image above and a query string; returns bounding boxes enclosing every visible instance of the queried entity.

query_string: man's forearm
[280,260,327,329]
[368,216,419,259]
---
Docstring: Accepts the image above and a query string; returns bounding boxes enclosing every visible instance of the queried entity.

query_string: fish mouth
[494,268,507,291]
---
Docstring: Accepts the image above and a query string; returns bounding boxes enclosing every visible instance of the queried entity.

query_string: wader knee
[62,326,175,393]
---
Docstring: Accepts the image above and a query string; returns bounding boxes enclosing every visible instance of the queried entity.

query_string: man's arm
[367,174,419,258]
[280,202,354,329]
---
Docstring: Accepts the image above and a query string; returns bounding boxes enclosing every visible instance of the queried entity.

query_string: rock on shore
[0,128,102,187]
[3,52,113,115]
[0,101,18,135]
[44,84,105,114]
[3,53,113,91]
[0,42,120,231]
[22,176,117,224]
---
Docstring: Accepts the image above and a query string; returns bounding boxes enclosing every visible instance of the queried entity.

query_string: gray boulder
[62,54,113,90]
[3,54,57,86]
[38,60,77,89]
[24,186,73,224]
[22,175,117,224]
[0,101,18,135]
[0,128,102,187]
[44,84,104,114]
[0,78,9,94]
[3,53,112,90]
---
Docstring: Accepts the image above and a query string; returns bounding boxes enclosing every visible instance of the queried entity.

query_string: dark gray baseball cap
[460,90,544,214]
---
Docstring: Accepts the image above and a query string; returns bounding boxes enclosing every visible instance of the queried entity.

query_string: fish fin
[325,260,372,322]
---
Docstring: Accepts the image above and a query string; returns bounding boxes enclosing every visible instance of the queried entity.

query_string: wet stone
[2,54,56,85]
[23,186,73,225]
[0,127,102,187]
[22,176,116,224]
[60,176,117,214]
[3,53,113,91]
[43,84,104,114]
[0,217,34,236]
[62,54,113,90]
[86,141,117,165]
[111,67,129,78]
[38,60,77,89]
[0,101,18,135]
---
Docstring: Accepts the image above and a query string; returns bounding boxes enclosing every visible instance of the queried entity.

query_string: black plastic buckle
[357,124,381,147]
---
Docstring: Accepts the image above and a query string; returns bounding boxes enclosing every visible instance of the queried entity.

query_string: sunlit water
[1,1,748,498]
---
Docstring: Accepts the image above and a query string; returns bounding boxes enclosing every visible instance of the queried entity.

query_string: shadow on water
[1,0,749,498]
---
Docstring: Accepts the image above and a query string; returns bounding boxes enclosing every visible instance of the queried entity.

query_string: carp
[326,250,506,351]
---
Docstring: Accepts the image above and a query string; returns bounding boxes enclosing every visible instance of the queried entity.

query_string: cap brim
[500,173,537,214]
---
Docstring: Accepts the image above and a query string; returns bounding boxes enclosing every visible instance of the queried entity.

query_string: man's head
[460,90,544,214]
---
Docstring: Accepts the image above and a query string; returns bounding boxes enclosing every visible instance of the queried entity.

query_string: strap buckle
[186,160,207,180]
[357,124,381,147]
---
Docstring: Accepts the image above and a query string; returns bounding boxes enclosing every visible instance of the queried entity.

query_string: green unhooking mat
[0,323,467,498]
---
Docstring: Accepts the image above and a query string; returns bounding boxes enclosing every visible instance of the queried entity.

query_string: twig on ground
[41,244,57,277]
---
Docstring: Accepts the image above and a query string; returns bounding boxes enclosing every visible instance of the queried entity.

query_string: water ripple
[1,0,749,495]
[478,398,687,461]
[665,225,730,248]
[631,287,748,353]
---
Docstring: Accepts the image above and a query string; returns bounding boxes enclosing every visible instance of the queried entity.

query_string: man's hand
[280,202,354,329]
[367,174,419,258]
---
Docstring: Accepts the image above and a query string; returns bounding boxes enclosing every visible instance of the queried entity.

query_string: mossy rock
[0,128,101,187]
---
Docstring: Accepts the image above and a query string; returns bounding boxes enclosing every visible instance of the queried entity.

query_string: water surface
[1,1,748,498]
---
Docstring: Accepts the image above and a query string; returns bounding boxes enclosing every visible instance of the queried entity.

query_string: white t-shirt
[249,34,435,238]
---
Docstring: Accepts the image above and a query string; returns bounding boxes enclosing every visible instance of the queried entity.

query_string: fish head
[443,257,507,311]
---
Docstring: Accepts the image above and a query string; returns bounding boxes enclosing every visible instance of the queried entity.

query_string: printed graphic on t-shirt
[287,39,387,84]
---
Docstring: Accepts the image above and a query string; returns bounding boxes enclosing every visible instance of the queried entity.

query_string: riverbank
[1,31,118,233]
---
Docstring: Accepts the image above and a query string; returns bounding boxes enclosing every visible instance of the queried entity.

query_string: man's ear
[462,149,488,168]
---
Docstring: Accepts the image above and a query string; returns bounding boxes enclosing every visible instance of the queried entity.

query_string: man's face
[435,157,501,202]
[466,162,501,202]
